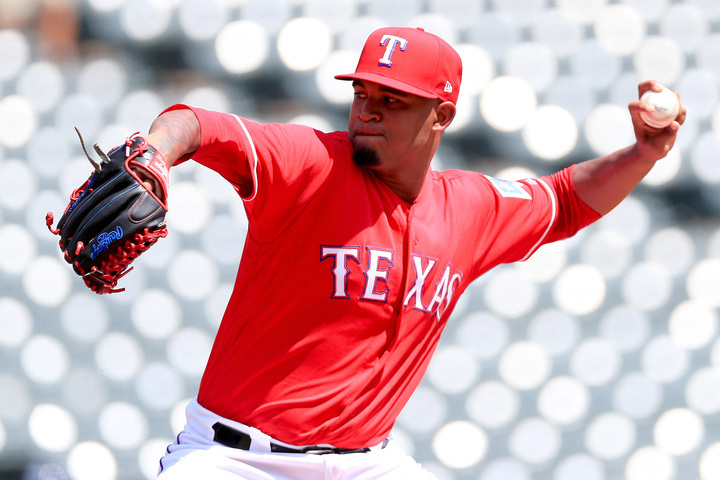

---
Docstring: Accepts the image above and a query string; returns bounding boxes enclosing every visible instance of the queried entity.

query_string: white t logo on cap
[378,35,408,67]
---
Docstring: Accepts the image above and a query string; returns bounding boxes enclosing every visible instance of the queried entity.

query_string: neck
[372,166,429,204]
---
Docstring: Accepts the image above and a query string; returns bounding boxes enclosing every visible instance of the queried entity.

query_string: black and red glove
[47,130,169,294]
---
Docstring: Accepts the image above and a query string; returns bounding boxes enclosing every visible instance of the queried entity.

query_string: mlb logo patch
[485,175,532,200]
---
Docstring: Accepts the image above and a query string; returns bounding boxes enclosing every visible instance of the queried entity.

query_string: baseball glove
[46,129,170,294]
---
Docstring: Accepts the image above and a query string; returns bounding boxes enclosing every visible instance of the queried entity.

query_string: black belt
[212,422,383,455]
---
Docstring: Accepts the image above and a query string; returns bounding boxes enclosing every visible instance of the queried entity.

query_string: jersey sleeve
[160,105,346,243]
[463,165,601,277]
[160,105,255,194]
[541,164,602,243]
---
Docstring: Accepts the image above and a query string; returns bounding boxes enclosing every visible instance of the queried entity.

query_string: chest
[291,174,472,320]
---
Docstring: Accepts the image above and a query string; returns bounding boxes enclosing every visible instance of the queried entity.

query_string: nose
[356,98,381,122]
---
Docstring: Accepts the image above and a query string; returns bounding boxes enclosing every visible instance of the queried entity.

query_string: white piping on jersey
[519,177,557,262]
[232,114,260,202]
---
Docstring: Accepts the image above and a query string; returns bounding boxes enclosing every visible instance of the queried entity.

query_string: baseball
[640,86,679,128]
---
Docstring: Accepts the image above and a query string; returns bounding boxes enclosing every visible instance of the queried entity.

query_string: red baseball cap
[335,27,463,104]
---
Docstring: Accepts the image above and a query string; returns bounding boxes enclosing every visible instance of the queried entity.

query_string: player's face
[348,80,445,171]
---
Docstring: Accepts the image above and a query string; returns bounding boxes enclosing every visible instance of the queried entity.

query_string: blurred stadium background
[2,0,720,479]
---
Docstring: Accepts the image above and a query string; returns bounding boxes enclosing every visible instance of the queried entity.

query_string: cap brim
[334,72,438,99]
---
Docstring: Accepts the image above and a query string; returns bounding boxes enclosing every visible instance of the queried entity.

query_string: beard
[352,145,381,167]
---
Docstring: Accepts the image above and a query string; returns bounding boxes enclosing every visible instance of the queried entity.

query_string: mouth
[351,130,385,142]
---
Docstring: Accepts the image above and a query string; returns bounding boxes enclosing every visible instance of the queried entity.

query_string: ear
[433,101,457,132]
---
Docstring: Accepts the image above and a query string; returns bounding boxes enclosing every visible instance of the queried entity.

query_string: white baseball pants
[155,398,438,480]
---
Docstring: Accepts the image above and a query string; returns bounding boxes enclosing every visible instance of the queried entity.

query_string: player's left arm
[571,79,687,216]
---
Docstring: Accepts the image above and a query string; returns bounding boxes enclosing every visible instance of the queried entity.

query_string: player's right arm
[571,79,685,216]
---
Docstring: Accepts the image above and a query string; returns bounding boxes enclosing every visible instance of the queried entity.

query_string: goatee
[352,145,380,167]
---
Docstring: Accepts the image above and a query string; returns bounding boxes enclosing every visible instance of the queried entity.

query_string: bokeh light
[0,297,33,348]
[426,345,479,394]
[626,446,676,480]
[98,402,149,450]
[466,381,520,430]
[668,300,718,349]
[21,336,70,385]
[508,418,562,465]
[67,442,117,480]
[642,335,691,383]
[621,262,673,311]
[28,404,77,452]
[95,332,144,382]
[584,103,634,156]
[570,338,621,386]
[554,454,605,480]
[537,376,590,426]
[654,408,705,456]
[215,21,270,75]
[0,96,36,148]
[633,36,685,85]
[498,341,551,390]
[686,258,720,306]
[432,421,488,469]
[131,290,182,340]
[594,4,646,55]
[0,29,30,81]
[277,17,333,71]
[178,0,229,41]
[480,76,537,132]
[527,309,580,356]
[553,264,606,316]
[599,306,650,353]
[479,458,531,480]
[484,268,539,318]
[585,412,637,460]
[503,42,558,93]
[613,372,663,419]
[16,61,65,114]
[397,385,448,434]
[685,367,720,415]
[119,0,173,42]
[522,105,578,161]
[700,443,720,480]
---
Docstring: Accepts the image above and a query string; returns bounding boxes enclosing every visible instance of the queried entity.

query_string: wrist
[125,135,170,210]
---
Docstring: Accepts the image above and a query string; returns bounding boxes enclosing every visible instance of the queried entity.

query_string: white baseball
[640,86,679,128]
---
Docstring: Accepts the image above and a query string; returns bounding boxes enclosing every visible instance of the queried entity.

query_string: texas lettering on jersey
[321,245,463,320]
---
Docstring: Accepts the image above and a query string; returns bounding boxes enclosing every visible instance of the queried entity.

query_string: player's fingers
[673,91,687,126]
[142,179,159,194]
[627,101,658,130]
[628,100,654,116]
[637,79,663,98]
[133,167,161,196]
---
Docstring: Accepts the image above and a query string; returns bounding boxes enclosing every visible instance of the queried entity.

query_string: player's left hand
[46,130,170,294]
[628,79,686,162]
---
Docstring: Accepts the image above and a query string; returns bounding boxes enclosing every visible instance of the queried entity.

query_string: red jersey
[165,105,601,449]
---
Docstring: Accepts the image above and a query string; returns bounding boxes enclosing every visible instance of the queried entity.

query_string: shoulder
[430,168,488,193]
[431,169,550,201]
[269,124,351,151]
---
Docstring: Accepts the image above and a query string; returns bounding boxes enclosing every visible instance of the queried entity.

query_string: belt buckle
[303,447,337,455]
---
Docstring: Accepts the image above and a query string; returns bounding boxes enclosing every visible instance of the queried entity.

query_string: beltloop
[212,422,251,450]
